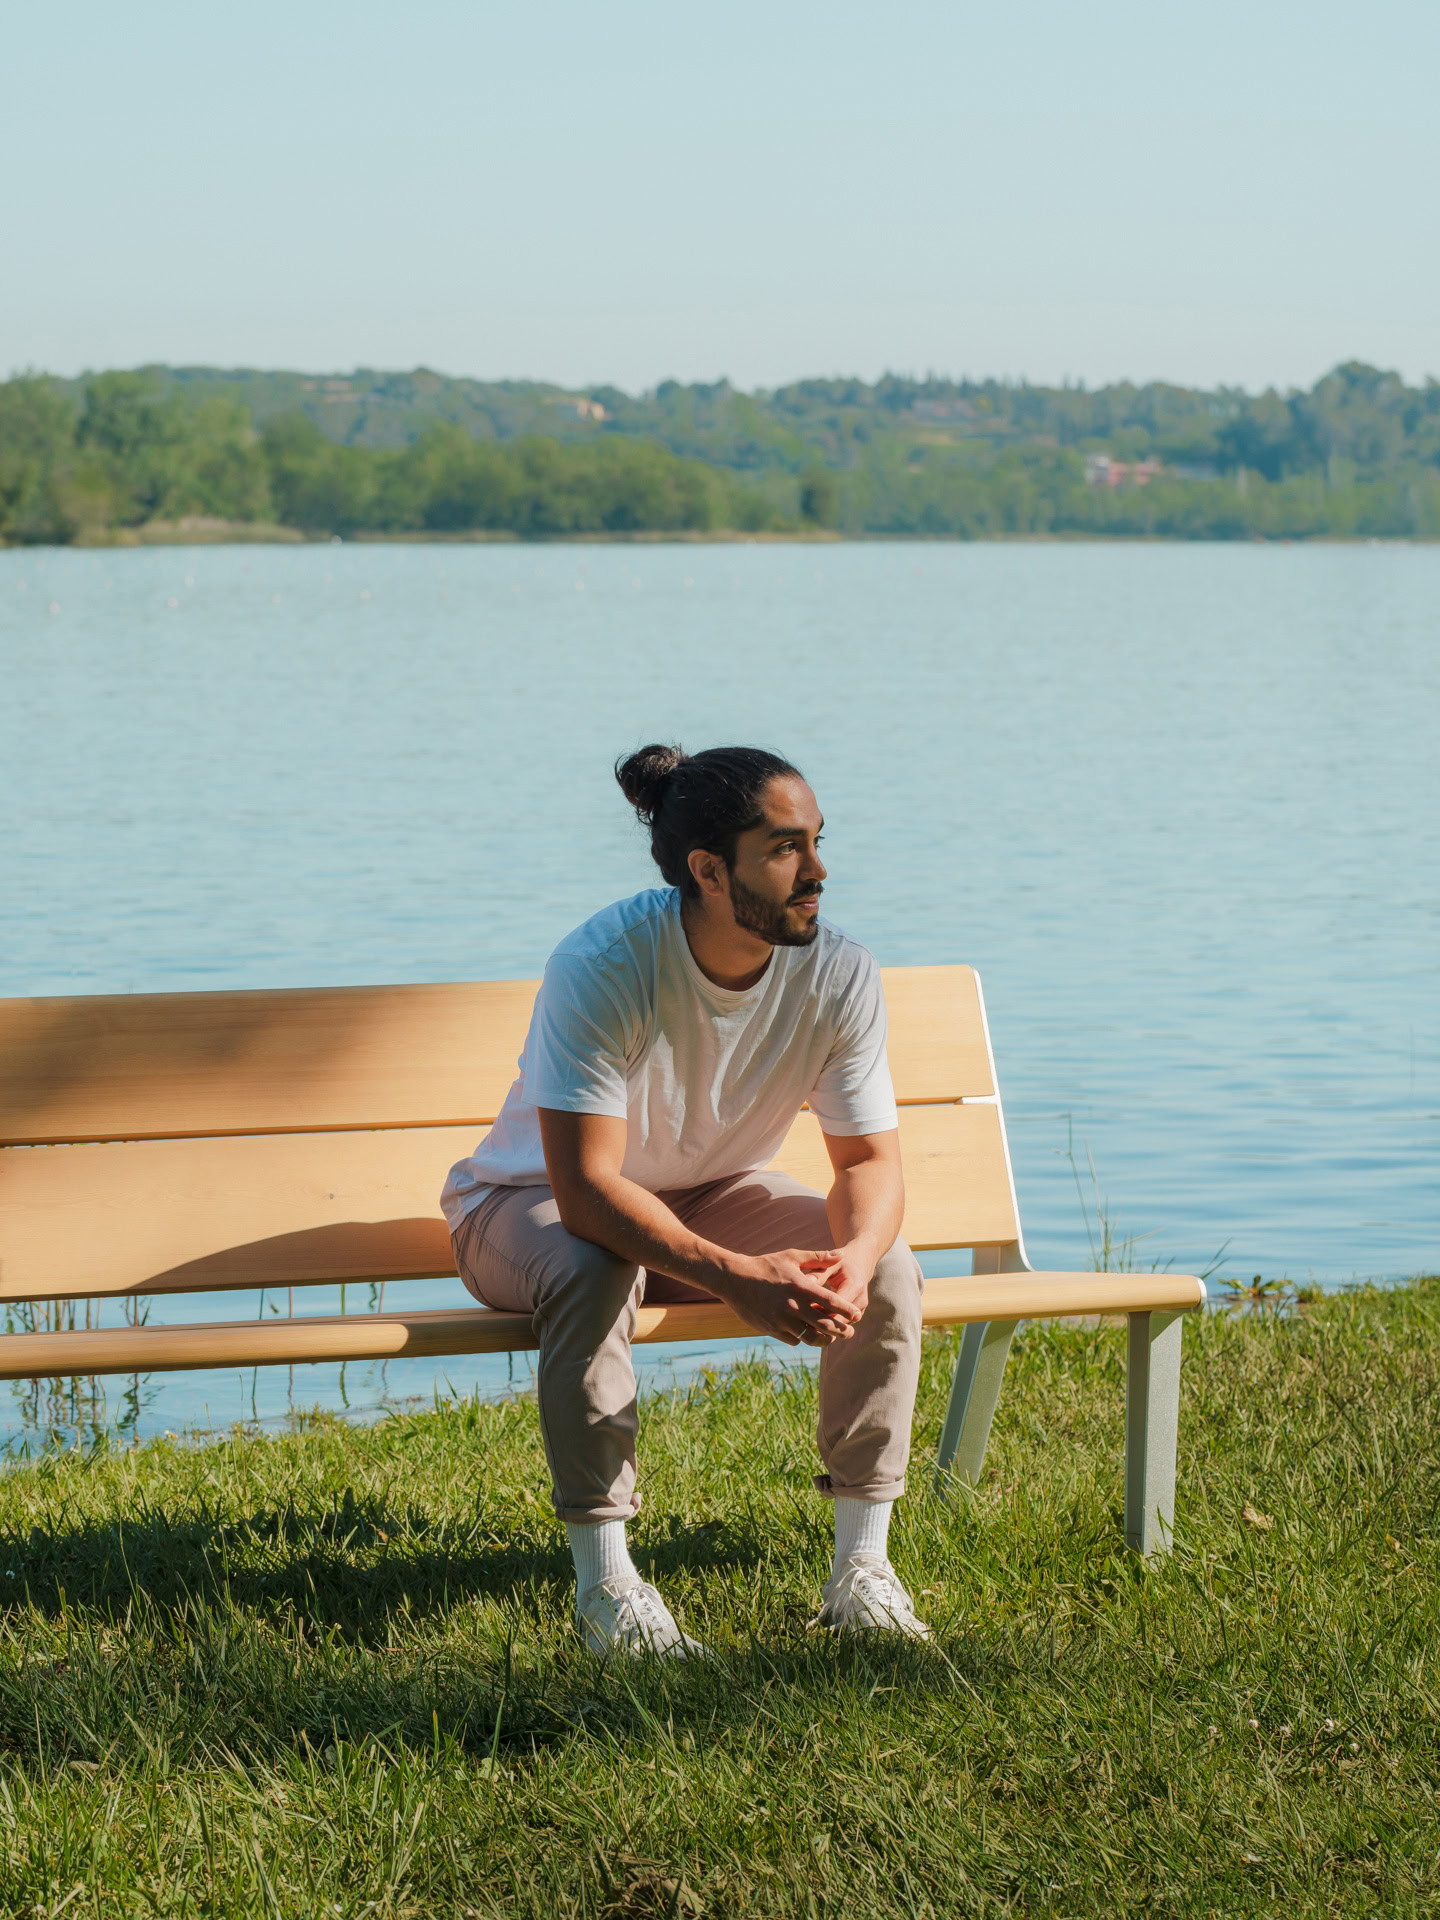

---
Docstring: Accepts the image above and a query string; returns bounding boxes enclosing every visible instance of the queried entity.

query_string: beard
[728,872,822,947]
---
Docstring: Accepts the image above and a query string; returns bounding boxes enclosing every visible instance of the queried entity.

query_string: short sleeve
[807,952,900,1138]
[523,952,632,1118]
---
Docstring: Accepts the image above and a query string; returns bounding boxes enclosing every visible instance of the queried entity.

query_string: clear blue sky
[4,0,1436,393]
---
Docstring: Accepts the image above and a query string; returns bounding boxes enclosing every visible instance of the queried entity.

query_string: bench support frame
[935,1250,1186,1561]
[934,1242,1023,1486]
[1124,1308,1182,1558]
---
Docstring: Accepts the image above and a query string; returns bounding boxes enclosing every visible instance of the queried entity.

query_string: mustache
[788,883,824,903]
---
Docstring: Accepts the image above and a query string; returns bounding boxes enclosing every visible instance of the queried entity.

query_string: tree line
[2,364,1437,545]
[0,375,792,543]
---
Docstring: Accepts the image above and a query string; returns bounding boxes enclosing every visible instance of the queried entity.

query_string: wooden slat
[0,981,539,1148]
[0,1105,1018,1305]
[772,1105,1016,1251]
[880,965,993,1102]
[0,1125,470,1303]
[0,1273,1206,1382]
[0,965,990,1148]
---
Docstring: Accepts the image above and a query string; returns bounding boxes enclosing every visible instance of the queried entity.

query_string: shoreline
[4,520,1435,552]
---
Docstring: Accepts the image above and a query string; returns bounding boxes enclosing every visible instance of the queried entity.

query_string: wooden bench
[0,966,1204,1555]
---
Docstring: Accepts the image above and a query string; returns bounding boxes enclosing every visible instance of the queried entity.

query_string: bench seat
[0,1271,1206,1381]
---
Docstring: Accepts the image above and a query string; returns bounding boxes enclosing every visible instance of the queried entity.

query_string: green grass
[0,1282,1437,1917]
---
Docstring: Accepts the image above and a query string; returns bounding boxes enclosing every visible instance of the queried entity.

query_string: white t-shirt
[440,887,898,1229]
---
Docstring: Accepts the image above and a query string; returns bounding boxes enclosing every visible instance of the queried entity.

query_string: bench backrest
[0,966,1020,1305]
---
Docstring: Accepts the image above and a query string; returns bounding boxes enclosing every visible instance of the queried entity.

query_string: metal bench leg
[1125,1309,1183,1558]
[935,1317,1020,1489]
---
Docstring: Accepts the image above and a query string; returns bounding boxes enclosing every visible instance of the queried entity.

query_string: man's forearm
[552,1171,747,1292]
[826,1158,905,1265]
[535,1113,858,1346]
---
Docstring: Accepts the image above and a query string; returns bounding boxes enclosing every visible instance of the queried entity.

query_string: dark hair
[615,743,803,900]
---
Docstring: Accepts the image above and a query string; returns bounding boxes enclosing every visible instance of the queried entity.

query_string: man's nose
[802,843,827,881]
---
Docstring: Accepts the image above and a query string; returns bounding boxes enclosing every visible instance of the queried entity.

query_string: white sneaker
[576,1578,706,1659]
[817,1554,931,1640]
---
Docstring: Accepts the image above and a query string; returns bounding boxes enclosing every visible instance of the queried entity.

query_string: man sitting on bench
[442,744,927,1655]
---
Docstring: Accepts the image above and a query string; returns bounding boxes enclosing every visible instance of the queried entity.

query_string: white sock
[832,1497,894,1572]
[566,1519,640,1597]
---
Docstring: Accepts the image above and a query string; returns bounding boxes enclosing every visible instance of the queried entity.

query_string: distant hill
[81,359,1440,487]
[4,360,1438,544]
[137,367,615,453]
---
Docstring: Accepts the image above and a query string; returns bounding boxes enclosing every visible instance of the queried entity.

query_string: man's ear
[686,846,728,900]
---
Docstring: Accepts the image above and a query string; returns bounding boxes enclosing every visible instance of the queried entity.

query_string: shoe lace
[837,1556,922,1626]
[611,1581,676,1644]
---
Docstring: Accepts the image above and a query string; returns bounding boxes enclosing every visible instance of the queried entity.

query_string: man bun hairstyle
[614,743,803,900]
[614,742,687,821]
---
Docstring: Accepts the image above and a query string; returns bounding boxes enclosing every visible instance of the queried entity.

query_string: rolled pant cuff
[552,1498,642,1525]
[812,1473,907,1502]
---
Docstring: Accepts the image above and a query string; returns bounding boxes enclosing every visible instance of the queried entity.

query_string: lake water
[2,540,1437,1448]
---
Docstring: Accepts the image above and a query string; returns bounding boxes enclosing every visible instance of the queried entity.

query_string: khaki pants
[450,1169,924,1523]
